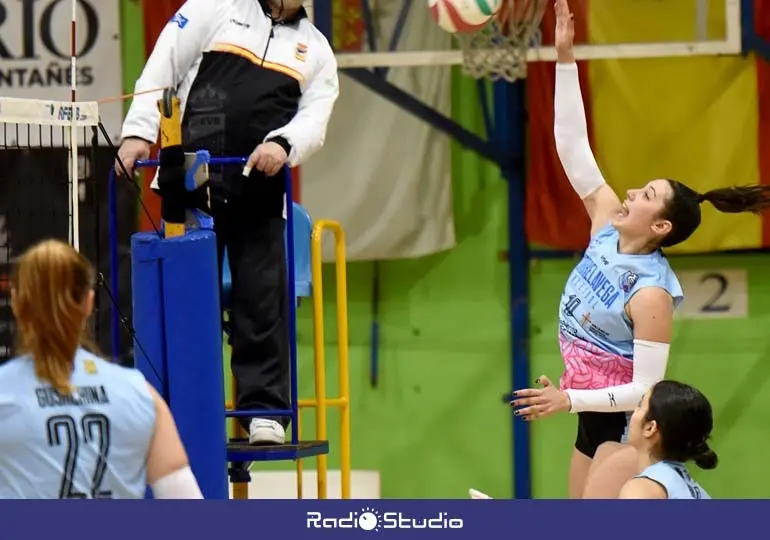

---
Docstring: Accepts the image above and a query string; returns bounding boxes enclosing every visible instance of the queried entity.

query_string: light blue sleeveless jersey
[0,349,156,499]
[638,461,711,499]
[559,224,684,358]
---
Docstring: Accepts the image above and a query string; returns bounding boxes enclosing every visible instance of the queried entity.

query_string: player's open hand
[554,0,575,63]
[246,141,288,177]
[510,375,571,421]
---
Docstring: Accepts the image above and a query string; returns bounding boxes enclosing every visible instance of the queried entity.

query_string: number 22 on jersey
[46,413,112,499]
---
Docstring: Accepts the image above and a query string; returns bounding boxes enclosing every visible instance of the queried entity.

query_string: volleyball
[428,0,503,34]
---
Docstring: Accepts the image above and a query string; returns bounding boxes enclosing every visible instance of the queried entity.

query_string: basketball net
[456,0,549,82]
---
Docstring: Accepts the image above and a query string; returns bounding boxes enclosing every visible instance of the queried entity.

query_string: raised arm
[121,0,220,145]
[553,0,621,235]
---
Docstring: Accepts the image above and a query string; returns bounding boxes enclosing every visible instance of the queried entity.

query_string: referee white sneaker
[249,418,286,445]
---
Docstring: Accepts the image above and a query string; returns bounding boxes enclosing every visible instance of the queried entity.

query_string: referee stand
[108,90,352,499]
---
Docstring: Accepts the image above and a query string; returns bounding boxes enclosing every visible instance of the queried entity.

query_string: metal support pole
[494,79,531,499]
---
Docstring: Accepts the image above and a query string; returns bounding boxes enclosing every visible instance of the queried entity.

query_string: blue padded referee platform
[112,157,350,499]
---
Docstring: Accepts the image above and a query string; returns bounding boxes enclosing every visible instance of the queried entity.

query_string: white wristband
[151,465,204,499]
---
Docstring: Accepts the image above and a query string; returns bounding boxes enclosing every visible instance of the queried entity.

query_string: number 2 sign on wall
[676,269,748,320]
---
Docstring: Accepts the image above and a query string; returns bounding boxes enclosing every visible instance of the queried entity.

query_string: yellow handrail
[310,219,351,500]
[225,218,351,500]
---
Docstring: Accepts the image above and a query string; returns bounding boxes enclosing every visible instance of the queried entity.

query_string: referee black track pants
[211,173,291,432]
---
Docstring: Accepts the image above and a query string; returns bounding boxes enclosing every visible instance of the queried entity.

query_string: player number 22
[46,413,113,499]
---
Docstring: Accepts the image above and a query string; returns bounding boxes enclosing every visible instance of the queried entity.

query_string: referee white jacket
[121,0,339,177]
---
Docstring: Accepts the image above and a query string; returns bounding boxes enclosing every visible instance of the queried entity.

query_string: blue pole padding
[131,233,167,501]
[130,237,167,397]
[131,229,228,500]
[284,167,299,444]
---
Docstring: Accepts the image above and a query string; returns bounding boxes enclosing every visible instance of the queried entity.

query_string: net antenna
[457,0,549,82]
[69,0,80,251]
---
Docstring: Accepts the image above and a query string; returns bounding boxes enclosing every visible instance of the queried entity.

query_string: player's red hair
[11,239,97,394]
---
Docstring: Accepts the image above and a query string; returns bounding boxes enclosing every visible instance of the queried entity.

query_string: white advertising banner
[0,0,123,145]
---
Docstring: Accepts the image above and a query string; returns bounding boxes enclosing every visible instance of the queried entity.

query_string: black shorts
[575,411,629,458]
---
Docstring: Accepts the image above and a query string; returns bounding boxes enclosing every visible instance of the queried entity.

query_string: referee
[116,0,339,445]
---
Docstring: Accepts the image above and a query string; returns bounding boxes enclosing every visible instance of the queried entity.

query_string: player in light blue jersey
[0,239,203,499]
[620,380,715,499]
[510,0,770,500]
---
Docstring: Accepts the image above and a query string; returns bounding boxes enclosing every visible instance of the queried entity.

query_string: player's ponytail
[646,380,718,470]
[698,185,770,214]
[692,442,719,471]
[662,181,770,248]
[11,240,95,395]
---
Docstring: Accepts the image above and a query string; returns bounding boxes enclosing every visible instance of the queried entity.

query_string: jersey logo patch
[83,359,98,375]
[170,12,189,29]
[619,271,638,293]
[295,43,308,62]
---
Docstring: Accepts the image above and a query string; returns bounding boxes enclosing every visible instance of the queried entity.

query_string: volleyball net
[0,96,139,364]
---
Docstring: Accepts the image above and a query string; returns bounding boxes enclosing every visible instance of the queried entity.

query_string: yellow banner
[587,1,760,253]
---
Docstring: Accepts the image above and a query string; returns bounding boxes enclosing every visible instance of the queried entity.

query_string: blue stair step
[226,439,329,462]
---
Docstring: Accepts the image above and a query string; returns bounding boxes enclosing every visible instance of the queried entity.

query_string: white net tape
[0,97,101,251]
[457,0,549,82]
[0,97,100,130]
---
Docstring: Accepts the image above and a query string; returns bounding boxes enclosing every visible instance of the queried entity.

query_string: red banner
[756,0,770,245]
[525,2,593,250]
[138,0,181,231]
